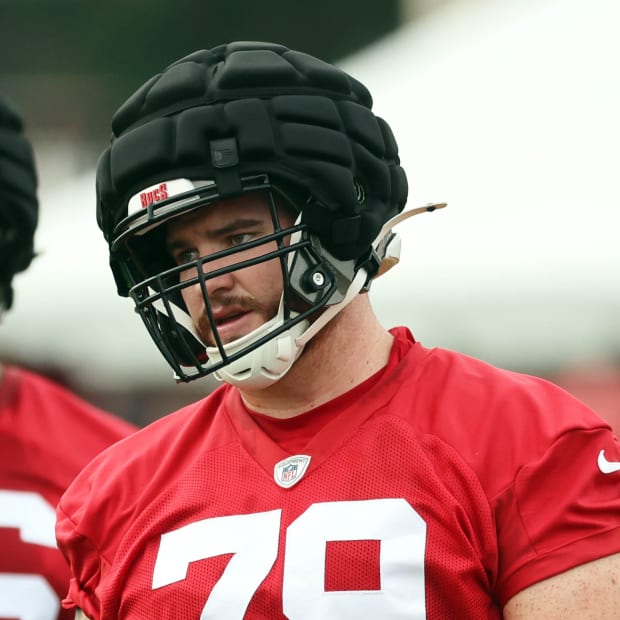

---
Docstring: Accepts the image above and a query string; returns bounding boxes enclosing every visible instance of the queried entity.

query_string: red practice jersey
[56,328,620,619]
[0,366,137,620]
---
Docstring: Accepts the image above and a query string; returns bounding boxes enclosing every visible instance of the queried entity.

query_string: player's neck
[238,295,393,419]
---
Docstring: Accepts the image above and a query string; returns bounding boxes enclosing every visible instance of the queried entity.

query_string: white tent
[1,0,619,389]
[341,0,620,370]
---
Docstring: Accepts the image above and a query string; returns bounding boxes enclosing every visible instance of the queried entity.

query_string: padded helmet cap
[96,41,408,296]
[0,97,38,311]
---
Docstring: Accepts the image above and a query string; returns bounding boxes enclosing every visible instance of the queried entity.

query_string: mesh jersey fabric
[0,366,137,620]
[56,328,620,619]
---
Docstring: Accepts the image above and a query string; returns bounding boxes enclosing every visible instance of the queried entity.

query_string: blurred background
[1,0,619,429]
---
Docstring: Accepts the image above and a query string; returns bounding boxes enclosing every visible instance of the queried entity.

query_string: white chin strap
[153,202,446,390]
[207,261,370,390]
[207,304,309,390]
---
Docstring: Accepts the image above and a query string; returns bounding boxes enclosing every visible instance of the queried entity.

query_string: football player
[0,96,137,620]
[56,42,620,619]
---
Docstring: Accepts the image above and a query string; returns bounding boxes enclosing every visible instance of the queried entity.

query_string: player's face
[165,192,295,347]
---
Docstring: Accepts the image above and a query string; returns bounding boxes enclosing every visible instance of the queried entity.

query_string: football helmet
[96,41,439,387]
[0,98,38,314]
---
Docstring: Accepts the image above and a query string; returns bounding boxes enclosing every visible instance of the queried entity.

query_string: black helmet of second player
[0,98,38,314]
[95,41,409,387]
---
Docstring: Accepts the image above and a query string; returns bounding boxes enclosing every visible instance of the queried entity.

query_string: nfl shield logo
[273,455,311,489]
[282,463,297,482]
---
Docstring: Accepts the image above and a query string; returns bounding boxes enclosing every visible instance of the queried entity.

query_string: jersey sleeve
[56,506,101,620]
[419,349,620,606]
[493,422,620,603]
[54,404,202,620]
[55,431,147,619]
[56,438,154,620]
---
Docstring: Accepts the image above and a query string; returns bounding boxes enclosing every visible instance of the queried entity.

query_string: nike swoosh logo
[597,449,620,474]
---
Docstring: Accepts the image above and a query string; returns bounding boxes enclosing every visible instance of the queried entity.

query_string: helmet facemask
[114,174,371,387]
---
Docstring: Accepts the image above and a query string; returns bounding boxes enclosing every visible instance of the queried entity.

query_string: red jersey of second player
[0,367,137,620]
[56,328,620,619]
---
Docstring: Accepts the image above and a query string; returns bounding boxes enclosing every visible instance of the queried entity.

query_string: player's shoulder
[57,383,232,547]
[424,344,598,422]
[390,327,581,414]
[403,342,609,465]
[9,365,131,424]
[62,382,231,495]
[389,330,607,447]
[2,366,136,453]
[389,338,612,497]
[392,328,580,412]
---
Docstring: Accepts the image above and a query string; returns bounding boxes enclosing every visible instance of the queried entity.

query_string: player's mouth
[211,308,256,344]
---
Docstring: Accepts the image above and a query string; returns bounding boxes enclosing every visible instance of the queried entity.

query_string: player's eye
[230,233,256,246]
[173,248,199,265]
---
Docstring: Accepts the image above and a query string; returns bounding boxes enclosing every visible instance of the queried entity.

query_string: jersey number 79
[153,498,427,619]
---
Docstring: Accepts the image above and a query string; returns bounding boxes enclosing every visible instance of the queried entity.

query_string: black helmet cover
[0,97,38,311]
[96,41,408,297]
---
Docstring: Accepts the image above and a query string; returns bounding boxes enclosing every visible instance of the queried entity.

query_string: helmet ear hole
[353,177,366,204]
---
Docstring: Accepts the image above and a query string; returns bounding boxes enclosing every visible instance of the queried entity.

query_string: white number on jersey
[0,490,60,620]
[153,498,427,619]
